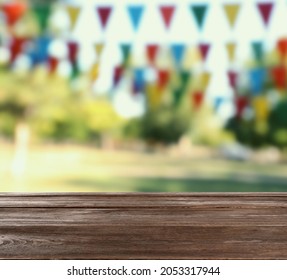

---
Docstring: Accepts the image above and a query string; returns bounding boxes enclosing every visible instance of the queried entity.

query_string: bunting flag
[95,43,104,59]
[146,84,162,108]
[257,2,274,28]
[157,69,170,91]
[214,96,225,111]
[113,65,124,87]
[33,5,52,32]
[277,38,287,58]
[249,68,266,94]
[253,96,269,121]
[9,36,27,63]
[223,4,241,28]
[97,6,112,30]
[133,68,145,94]
[66,5,81,31]
[271,66,286,90]
[29,36,51,65]
[70,61,80,80]
[252,41,264,63]
[1,1,27,26]
[127,5,144,31]
[192,91,204,109]
[179,70,191,91]
[146,44,159,65]
[227,70,238,90]
[159,5,176,29]
[171,44,185,68]
[67,41,79,64]
[90,63,100,81]
[190,4,208,31]
[173,87,184,106]
[120,44,131,66]
[225,42,237,62]
[198,43,210,62]
[48,56,59,74]
[235,96,249,118]
[200,71,211,90]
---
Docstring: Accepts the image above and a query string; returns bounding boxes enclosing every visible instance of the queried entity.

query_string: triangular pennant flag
[200,71,211,90]
[252,41,264,63]
[190,4,208,30]
[90,63,100,81]
[133,68,145,94]
[271,66,286,90]
[277,38,287,58]
[235,96,249,118]
[146,84,162,108]
[66,5,81,30]
[192,91,204,109]
[179,70,191,91]
[67,41,78,64]
[28,36,51,65]
[120,44,131,66]
[249,67,266,94]
[227,70,238,90]
[198,43,210,62]
[146,44,159,65]
[70,61,80,80]
[33,5,52,32]
[97,6,112,30]
[223,4,241,28]
[225,42,237,62]
[253,96,269,121]
[2,1,27,26]
[95,43,104,58]
[113,65,124,87]
[48,56,59,74]
[173,87,184,106]
[257,2,274,27]
[157,69,170,90]
[9,36,27,63]
[127,5,144,31]
[214,96,225,111]
[159,5,176,29]
[171,44,186,68]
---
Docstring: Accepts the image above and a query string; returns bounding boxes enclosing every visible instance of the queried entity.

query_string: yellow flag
[200,72,211,90]
[146,84,162,108]
[253,96,269,121]
[95,43,104,58]
[66,6,81,30]
[90,63,100,81]
[225,42,236,62]
[223,4,240,28]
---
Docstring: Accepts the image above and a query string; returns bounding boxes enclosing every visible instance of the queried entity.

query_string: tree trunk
[11,122,30,179]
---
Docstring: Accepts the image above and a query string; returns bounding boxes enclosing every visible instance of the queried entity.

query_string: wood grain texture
[0,193,286,259]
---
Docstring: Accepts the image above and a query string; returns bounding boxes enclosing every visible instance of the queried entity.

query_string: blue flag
[214,96,225,111]
[127,5,145,31]
[171,44,185,68]
[133,68,145,93]
[249,68,266,94]
[27,36,51,65]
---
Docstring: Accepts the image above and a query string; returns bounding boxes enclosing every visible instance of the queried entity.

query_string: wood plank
[0,193,286,259]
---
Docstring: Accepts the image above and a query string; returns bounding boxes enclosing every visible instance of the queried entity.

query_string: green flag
[32,4,52,33]
[190,4,208,30]
[252,41,264,63]
[120,44,131,66]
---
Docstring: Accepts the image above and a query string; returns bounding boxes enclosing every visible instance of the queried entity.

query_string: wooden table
[0,193,286,259]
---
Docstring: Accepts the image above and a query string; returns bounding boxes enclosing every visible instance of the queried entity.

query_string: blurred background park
[0,0,287,192]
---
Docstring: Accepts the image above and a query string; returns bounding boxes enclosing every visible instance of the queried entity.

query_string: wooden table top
[0,193,287,259]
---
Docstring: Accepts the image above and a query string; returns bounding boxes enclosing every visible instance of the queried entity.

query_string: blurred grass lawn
[0,144,287,192]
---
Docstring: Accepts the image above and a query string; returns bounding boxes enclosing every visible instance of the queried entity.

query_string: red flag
[97,7,112,30]
[257,2,274,27]
[198,43,210,62]
[146,44,159,65]
[1,1,27,26]
[235,96,249,118]
[157,69,170,90]
[113,65,124,87]
[67,41,78,64]
[277,38,287,58]
[48,56,59,74]
[271,66,286,90]
[192,91,204,109]
[159,6,175,29]
[227,70,238,89]
[10,37,27,63]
